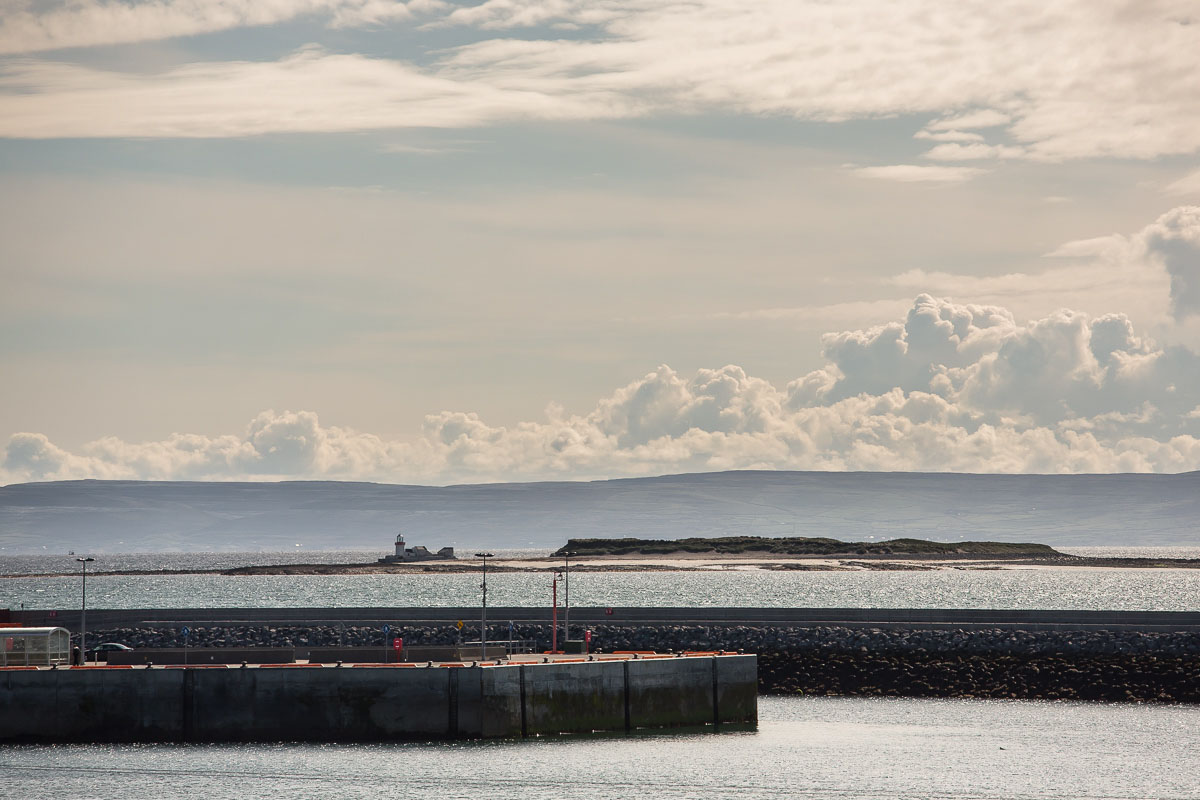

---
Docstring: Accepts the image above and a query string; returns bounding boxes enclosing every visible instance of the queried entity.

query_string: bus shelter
[1,627,71,666]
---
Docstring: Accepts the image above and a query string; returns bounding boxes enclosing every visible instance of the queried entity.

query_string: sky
[2,0,1200,485]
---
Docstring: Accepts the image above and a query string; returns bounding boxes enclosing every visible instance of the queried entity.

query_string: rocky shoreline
[89,623,1200,704]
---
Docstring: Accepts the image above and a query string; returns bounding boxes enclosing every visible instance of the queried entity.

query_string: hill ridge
[2,471,1196,553]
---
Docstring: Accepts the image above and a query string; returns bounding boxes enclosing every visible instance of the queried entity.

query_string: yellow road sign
[455,620,464,630]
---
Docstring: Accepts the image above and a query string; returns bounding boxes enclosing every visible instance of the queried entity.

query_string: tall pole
[76,557,93,663]
[551,571,560,653]
[562,550,576,647]
[475,552,493,661]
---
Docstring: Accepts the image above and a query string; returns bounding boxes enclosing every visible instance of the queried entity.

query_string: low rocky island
[552,536,1063,558]
[211,536,1078,576]
[14,534,1200,577]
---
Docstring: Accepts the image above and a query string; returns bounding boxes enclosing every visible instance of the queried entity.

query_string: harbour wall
[0,654,757,743]
[17,607,1199,704]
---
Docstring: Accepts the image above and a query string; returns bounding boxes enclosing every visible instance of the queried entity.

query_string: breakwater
[89,622,1200,703]
[27,606,1200,629]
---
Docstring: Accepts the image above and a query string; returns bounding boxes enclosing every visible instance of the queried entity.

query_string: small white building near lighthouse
[378,532,455,562]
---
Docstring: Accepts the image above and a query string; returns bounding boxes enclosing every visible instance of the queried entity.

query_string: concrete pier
[0,653,757,743]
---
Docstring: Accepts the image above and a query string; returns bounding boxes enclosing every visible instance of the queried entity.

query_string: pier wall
[17,606,1198,705]
[0,654,757,743]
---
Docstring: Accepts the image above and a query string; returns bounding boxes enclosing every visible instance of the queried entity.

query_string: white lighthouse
[394,532,406,559]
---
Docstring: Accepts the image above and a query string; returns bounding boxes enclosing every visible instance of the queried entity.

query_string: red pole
[551,573,559,653]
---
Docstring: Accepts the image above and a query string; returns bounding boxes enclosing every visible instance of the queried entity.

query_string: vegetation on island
[552,536,1062,558]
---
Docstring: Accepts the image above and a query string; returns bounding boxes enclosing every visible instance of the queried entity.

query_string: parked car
[86,642,133,662]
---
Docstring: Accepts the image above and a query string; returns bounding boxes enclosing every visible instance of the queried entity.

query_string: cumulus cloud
[801,295,1200,433]
[3,410,423,483]
[883,207,1200,328]
[1139,206,1200,320]
[6,295,1200,485]
[3,433,118,480]
[1,0,1199,164]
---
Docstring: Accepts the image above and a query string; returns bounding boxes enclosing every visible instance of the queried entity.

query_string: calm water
[4,549,1199,611]
[1,696,1195,800]
[5,567,1200,611]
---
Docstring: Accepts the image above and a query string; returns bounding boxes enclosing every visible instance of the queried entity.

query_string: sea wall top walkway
[21,607,1200,631]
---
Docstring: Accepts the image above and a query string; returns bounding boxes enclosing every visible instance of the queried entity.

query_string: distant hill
[0,470,1197,553]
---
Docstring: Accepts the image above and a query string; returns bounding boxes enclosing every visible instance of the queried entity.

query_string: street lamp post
[562,551,576,648]
[551,570,562,653]
[475,552,493,661]
[76,557,94,663]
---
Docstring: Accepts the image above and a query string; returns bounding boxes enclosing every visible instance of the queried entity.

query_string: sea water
[4,552,1197,799]
[4,565,1200,611]
[4,548,1198,611]
[1,696,1195,800]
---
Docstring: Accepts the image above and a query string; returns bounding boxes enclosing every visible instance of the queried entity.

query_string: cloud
[1139,206,1200,320]
[378,139,475,155]
[926,110,1011,131]
[0,0,433,55]
[884,208,1200,329]
[0,46,603,137]
[3,433,118,480]
[1,0,1199,164]
[5,410,422,482]
[923,143,1025,161]
[913,130,986,143]
[1167,168,1200,196]
[711,299,913,326]
[808,295,1200,432]
[852,165,987,183]
[419,1,1200,162]
[6,294,1200,485]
